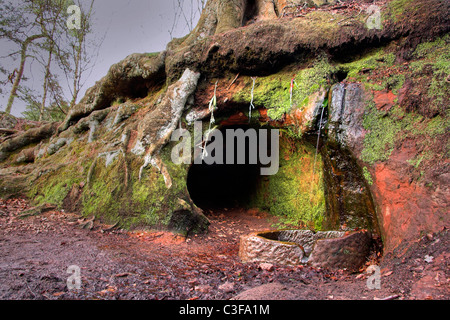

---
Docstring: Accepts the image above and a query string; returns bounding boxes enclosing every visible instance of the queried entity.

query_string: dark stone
[328,83,366,153]
[168,209,210,237]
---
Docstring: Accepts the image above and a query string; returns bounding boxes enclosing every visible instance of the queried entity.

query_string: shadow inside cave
[186,125,263,210]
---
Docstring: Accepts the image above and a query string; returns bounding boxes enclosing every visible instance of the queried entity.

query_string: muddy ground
[0,198,448,300]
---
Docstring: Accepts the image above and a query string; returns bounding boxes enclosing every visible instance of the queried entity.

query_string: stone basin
[239,229,372,271]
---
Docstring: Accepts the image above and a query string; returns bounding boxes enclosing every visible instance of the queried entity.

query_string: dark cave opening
[187,160,261,210]
[186,125,265,210]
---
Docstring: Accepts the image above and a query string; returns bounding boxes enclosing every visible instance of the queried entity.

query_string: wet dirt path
[1,199,447,300]
[0,200,284,300]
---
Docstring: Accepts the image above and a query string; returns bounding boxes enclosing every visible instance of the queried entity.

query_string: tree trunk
[5,49,27,115]
[69,44,82,109]
[68,0,95,110]
[5,35,45,115]
[175,0,289,49]
[39,49,53,121]
[215,0,246,34]
[38,6,62,122]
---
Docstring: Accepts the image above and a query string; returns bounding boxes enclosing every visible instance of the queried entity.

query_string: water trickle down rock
[322,83,380,233]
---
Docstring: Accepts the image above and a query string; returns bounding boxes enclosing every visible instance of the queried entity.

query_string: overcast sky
[0,0,202,117]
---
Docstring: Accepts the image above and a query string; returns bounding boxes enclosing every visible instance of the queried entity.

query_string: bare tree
[169,0,206,40]
[32,0,69,121]
[58,0,97,110]
[21,81,68,121]
[5,34,46,115]
[0,0,98,118]
[0,0,49,114]
[0,0,72,116]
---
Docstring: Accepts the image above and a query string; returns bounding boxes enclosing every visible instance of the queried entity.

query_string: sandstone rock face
[59,52,166,133]
[239,230,371,270]
[327,81,448,252]
[322,143,379,232]
[322,85,379,232]
[371,163,449,252]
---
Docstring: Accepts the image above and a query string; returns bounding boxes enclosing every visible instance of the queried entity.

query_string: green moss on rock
[362,101,449,167]
[233,56,333,121]
[410,34,450,105]
[28,140,92,207]
[250,135,325,230]
[361,99,402,165]
[28,132,205,234]
[363,167,374,186]
[386,0,416,22]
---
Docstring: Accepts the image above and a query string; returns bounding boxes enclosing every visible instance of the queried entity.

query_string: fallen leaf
[383,271,393,277]
[114,272,130,278]
[52,292,65,297]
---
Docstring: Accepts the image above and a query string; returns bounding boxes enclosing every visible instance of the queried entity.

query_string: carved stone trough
[239,230,372,271]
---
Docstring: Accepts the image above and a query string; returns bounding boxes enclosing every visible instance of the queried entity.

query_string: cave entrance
[186,124,268,210]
